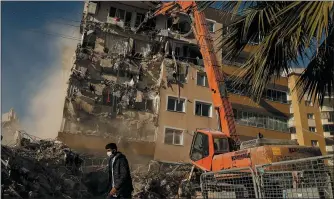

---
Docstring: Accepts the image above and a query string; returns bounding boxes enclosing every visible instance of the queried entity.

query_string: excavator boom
[149,1,239,144]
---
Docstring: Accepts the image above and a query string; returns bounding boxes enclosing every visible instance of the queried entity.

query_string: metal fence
[200,155,334,199]
[256,155,334,199]
[200,167,258,199]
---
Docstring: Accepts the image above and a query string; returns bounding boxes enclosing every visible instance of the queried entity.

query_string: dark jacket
[107,152,133,196]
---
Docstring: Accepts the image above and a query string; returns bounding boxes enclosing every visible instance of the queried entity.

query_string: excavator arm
[142,1,240,145]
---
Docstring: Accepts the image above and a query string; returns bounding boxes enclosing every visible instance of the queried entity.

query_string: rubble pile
[132,161,192,199]
[1,139,91,199]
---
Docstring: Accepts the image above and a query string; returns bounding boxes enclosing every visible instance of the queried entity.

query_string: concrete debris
[131,161,193,199]
[1,139,90,199]
[79,160,193,199]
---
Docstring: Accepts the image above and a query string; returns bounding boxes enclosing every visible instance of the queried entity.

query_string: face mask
[107,151,112,157]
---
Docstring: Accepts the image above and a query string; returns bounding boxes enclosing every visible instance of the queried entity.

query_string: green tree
[198,1,334,106]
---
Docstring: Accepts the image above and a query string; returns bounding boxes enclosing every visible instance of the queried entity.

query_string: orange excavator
[138,1,325,198]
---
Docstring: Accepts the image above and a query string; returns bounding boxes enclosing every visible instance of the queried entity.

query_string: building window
[164,128,183,145]
[109,7,117,17]
[309,127,316,132]
[307,113,315,119]
[195,101,212,117]
[225,82,288,104]
[262,89,288,103]
[197,72,209,87]
[135,13,144,27]
[167,96,185,112]
[323,124,334,132]
[289,127,296,133]
[206,20,215,32]
[311,140,318,147]
[305,100,313,106]
[233,109,289,132]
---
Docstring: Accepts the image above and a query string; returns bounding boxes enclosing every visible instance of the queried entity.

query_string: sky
[1,1,83,138]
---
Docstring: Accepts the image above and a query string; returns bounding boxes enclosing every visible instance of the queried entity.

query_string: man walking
[105,143,133,199]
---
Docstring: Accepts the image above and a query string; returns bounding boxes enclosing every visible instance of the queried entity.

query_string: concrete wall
[154,61,218,162]
[57,131,154,165]
[154,60,291,162]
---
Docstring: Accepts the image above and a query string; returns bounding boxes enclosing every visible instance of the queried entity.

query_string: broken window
[175,47,180,57]
[116,9,125,19]
[109,7,117,17]
[135,13,144,27]
[164,128,183,145]
[135,99,153,112]
[167,96,185,112]
[206,20,215,32]
[125,11,132,27]
[197,72,208,87]
[195,101,212,117]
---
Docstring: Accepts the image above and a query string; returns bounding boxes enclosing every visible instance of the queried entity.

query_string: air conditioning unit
[88,2,97,14]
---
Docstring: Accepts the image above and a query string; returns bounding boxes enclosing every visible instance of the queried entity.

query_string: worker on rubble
[105,143,133,199]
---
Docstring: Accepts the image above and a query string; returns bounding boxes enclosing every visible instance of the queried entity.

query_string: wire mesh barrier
[255,155,334,199]
[200,155,334,199]
[200,167,258,199]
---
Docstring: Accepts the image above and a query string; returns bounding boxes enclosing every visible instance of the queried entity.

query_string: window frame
[309,126,317,133]
[307,113,315,120]
[166,96,186,113]
[196,71,209,87]
[206,19,216,33]
[233,109,289,132]
[164,126,184,146]
[311,140,318,147]
[194,100,213,117]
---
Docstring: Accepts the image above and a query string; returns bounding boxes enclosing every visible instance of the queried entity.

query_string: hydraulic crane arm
[145,1,240,145]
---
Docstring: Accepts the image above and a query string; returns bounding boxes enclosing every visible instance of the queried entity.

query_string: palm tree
[197,1,334,106]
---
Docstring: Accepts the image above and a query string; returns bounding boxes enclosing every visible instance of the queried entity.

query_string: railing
[200,155,334,198]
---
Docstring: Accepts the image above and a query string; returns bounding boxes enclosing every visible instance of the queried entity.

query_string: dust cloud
[22,24,79,139]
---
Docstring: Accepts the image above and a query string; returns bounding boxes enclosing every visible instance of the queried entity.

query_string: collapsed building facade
[58,1,332,163]
[58,1,210,163]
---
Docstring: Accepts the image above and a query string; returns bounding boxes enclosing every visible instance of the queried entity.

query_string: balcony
[326,145,334,152]
[320,105,334,112]
[291,133,298,140]
[321,119,334,125]
[324,131,334,138]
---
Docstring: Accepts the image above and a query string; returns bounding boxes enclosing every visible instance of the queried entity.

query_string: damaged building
[1,109,21,146]
[59,1,322,163]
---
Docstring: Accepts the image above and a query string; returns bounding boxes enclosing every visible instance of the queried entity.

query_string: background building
[288,68,334,155]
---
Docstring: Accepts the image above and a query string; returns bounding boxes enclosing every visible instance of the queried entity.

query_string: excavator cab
[190,129,236,171]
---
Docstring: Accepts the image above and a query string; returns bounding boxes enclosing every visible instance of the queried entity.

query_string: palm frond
[295,26,334,106]
[213,1,334,106]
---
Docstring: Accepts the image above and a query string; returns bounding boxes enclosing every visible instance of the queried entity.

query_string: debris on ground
[1,136,193,199]
[131,161,192,199]
[1,138,90,199]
